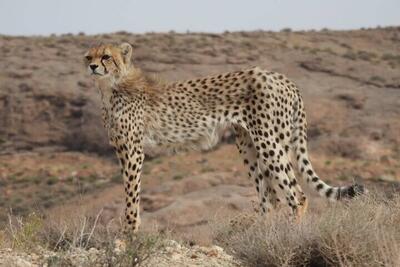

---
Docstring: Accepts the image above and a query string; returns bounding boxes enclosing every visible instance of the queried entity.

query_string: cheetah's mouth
[91,70,104,76]
[91,68,109,76]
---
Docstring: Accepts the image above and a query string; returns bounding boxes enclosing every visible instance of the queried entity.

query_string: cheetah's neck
[96,78,116,112]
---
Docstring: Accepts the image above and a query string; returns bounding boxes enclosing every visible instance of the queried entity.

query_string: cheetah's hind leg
[233,125,274,215]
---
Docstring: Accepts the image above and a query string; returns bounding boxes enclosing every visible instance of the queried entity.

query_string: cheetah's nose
[90,64,98,71]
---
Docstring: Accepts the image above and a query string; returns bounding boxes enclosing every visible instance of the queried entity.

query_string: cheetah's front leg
[116,142,144,234]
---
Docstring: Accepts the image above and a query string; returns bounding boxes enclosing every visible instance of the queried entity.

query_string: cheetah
[83,42,365,233]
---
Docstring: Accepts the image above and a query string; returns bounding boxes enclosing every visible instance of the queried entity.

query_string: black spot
[261,143,267,149]
[269,164,274,171]
[326,188,334,198]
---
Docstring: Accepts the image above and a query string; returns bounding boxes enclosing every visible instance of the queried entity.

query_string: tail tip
[338,183,367,200]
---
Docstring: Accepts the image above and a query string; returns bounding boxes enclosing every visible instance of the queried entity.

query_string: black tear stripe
[101,60,108,74]
[101,47,108,74]
[112,58,120,70]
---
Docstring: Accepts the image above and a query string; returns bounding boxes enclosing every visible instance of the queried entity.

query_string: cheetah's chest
[102,95,137,146]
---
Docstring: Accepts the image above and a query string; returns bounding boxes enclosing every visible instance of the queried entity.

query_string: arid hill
[0,28,400,266]
[1,28,400,155]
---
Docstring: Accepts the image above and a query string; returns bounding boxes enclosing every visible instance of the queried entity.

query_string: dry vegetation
[214,193,400,267]
[3,193,400,266]
[0,211,167,266]
[0,152,120,222]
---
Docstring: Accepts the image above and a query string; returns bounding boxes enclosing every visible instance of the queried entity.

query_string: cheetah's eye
[85,55,92,61]
[102,55,111,60]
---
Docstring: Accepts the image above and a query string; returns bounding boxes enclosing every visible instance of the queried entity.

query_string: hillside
[0,27,400,266]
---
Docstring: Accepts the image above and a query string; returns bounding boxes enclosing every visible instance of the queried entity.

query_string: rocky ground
[0,27,400,266]
[0,241,239,267]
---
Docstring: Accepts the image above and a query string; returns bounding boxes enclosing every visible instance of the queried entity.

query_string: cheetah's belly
[143,117,228,151]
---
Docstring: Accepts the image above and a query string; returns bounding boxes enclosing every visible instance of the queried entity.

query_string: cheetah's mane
[116,67,167,97]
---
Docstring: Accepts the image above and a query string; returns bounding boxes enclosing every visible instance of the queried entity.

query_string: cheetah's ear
[120,42,133,67]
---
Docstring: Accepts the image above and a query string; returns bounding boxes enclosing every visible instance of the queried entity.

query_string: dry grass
[214,193,400,267]
[0,210,167,266]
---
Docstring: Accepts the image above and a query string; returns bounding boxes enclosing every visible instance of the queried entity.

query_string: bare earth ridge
[0,27,399,265]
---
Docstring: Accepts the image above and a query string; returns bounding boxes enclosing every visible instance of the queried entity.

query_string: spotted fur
[84,43,365,233]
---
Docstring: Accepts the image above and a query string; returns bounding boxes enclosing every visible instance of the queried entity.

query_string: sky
[0,0,399,36]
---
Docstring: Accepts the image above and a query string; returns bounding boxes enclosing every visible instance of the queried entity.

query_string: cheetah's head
[83,43,133,81]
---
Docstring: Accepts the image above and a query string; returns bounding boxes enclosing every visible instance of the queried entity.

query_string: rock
[113,239,126,255]
[15,258,35,267]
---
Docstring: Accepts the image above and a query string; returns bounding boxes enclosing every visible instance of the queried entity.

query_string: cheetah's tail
[291,94,365,201]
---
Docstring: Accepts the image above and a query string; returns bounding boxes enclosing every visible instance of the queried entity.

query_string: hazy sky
[1,0,399,36]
